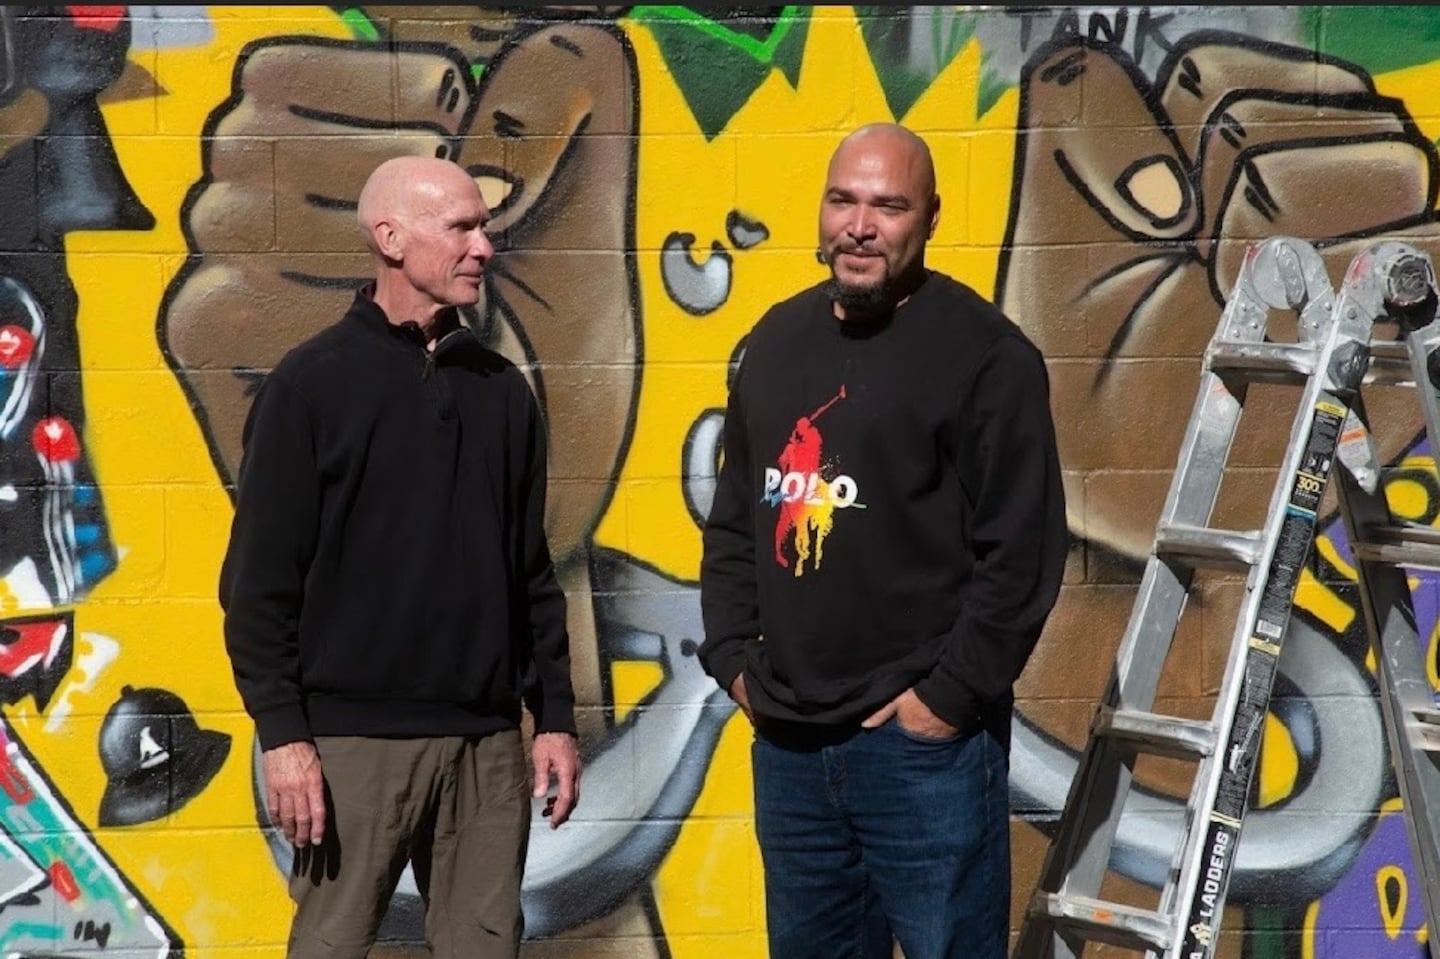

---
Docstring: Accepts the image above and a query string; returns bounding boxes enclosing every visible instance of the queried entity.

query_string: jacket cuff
[254,703,312,751]
[531,694,577,736]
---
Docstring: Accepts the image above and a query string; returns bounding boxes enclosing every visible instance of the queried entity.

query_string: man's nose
[473,228,494,261]
[847,206,877,239]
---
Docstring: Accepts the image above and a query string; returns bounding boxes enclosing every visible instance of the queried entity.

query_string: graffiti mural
[3,4,1440,957]
[0,5,180,956]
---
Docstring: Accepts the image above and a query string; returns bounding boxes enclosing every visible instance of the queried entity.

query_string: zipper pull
[424,327,468,379]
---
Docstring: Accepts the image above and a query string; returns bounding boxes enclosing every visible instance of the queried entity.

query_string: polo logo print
[762,386,864,576]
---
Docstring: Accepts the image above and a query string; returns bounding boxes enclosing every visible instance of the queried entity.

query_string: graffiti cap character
[98,685,231,827]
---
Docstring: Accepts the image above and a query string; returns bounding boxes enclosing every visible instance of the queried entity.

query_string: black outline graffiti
[660,231,733,316]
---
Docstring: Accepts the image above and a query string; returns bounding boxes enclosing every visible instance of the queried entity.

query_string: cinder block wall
[2,5,1435,957]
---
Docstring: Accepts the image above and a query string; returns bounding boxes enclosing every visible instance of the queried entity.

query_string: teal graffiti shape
[0,726,180,955]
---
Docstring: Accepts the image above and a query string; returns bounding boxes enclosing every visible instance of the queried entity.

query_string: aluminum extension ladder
[1013,236,1440,959]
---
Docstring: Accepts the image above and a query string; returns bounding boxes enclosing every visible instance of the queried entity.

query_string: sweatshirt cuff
[697,638,747,696]
[911,672,983,736]
[254,703,312,751]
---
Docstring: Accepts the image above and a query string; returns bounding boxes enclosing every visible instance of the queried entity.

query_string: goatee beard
[823,275,893,316]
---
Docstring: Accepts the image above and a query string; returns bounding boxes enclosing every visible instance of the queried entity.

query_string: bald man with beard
[700,124,1067,959]
[219,156,581,959]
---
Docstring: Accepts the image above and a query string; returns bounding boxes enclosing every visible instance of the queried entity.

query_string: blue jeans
[751,717,1010,959]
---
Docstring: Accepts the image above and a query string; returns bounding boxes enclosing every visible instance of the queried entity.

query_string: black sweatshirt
[698,271,1066,743]
[220,289,575,750]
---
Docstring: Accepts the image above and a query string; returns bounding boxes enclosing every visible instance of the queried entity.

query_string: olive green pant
[286,732,530,959]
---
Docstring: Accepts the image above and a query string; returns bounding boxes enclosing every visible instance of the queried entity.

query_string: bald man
[220,156,581,959]
[699,124,1067,958]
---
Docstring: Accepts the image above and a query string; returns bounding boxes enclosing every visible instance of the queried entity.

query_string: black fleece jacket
[699,271,1066,745]
[220,289,575,750]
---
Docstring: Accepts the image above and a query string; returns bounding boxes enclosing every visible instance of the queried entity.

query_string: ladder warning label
[1257,511,1311,626]
[1217,653,1278,816]
[1248,636,1282,656]
[1289,473,1325,515]
[1252,619,1283,640]
[1256,395,1347,633]
[1300,399,1344,478]
[1182,818,1239,958]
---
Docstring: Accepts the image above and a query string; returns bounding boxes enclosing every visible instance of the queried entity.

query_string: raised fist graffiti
[999,31,1440,564]
[1001,32,1440,910]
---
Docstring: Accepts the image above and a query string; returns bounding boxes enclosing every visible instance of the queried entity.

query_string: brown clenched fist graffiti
[449,23,639,565]
[998,34,1440,566]
[159,23,638,567]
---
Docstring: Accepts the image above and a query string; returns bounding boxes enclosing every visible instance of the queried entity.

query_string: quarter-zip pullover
[220,288,575,749]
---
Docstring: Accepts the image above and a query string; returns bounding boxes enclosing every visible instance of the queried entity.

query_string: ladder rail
[1405,290,1440,470]
[1334,260,1440,959]
[1333,425,1440,959]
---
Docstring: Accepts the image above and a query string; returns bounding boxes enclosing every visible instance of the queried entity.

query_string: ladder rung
[1029,892,1175,953]
[1352,524,1440,570]
[1365,339,1416,385]
[1410,708,1440,751]
[1093,707,1217,759]
[1207,341,1318,383]
[1155,524,1263,570]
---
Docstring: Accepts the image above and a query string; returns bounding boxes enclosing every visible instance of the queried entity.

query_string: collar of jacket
[346,284,467,347]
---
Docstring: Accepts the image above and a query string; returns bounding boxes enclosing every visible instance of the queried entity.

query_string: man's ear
[373,218,403,261]
[928,194,941,240]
